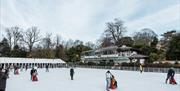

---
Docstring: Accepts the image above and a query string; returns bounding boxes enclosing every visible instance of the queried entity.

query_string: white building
[81,45,147,64]
[0,57,66,68]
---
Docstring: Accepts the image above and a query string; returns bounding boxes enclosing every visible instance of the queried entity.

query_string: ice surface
[6,68,180,91]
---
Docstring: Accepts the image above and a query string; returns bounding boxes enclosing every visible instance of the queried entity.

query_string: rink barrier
[73,65,180,74]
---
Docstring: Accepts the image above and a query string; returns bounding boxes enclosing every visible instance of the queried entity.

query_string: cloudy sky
[0,0,180,43]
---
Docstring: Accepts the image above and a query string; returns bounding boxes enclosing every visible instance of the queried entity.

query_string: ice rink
[6,68,180,91]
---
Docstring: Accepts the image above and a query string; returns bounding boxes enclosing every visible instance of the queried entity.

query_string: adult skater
[0,69,8,91]
[25,65,28,71]
[32,67,38,81]
[30,67,38,81]
[14,66,19,75]
[46,64,49,72]
[140,64,143,73]
[70,68,74,80]
[106,70,112,91]
[30,68,35,80]
[165,67,175,84]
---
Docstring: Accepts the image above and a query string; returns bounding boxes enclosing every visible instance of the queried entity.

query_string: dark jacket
[0,72,8,90]
[70,68,74,76]
[167,68,175,77]
[30,69,35,76]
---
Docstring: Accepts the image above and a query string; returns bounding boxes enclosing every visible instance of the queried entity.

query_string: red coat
[32,73,38,81]
[169,77,177,85]
[110,78,117,89]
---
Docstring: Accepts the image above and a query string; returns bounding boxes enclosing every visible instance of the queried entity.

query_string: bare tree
[55,35,62,46]
[42,33,52,49]
[5,28,13,49]
[133,28,157,46]
[85,41,96,49]
[12,26,22,46]
[23,26,41,52]
[104,18,126,44]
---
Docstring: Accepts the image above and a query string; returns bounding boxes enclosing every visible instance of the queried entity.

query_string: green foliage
[10,45,27,57]
[150,37,158,48]
[116,36,134,47]
[0,38,11,56]
[32,49,55,58]
[166,33,180,60]
[133,45,157,55]
[149,53,158,63]
[55,45,67,60]
[66,44,92,62]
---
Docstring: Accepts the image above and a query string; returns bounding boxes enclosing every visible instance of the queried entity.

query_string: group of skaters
[0,64,178,91]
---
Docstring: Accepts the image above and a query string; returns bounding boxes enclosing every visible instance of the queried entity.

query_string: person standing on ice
[139,64,143,73]
[46,64,49,72]
[70,68,74,80]
[165,67,175,84]
[0,69,8,91]
[25,64,28,71]
[30,68,35,80]
[106,70,112,91]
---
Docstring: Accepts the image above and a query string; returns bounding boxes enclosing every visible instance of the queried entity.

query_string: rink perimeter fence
[65,65,180,74]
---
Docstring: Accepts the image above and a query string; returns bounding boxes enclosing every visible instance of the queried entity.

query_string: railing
[69,65,180,74]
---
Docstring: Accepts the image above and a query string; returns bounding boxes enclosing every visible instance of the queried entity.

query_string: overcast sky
[0,0,180,43]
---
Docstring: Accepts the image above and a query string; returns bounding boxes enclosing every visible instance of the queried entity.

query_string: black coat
[70,68,74,76]
[167,68,175,77]
[0,72,8,90]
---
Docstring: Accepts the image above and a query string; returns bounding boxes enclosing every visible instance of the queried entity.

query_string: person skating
[106,70,112,91]
[30,67,38,81]
[30,68,36,80]
[169,76,177,85]
[25,65,28,71]
[110,75,117,89]
[32,67,38,81]
[0,69,8,91]
[70,68,74,80]
[14,66,19,75]
[165,67,175,84]
[140,64,143,73]
[46,64,49,72]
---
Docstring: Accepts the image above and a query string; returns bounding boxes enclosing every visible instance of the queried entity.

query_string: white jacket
[106,73,112,79]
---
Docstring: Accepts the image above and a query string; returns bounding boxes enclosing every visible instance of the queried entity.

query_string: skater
[46,64,49,72]
[32,69,38,81]
[0,69,8,91]
[106,70,112,91]
[140,64,143,73]
[25,65,28,71]
[30,67,38,81]
[70,68,74,80]
[110,75,117,89]
[165,67,175,84]
[14,66,19,75]
[30,68,35,80]
[169,76,177,85]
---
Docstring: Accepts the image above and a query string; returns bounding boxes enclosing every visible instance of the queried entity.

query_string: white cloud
[126,4,180,36]
[0,0,179,42]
